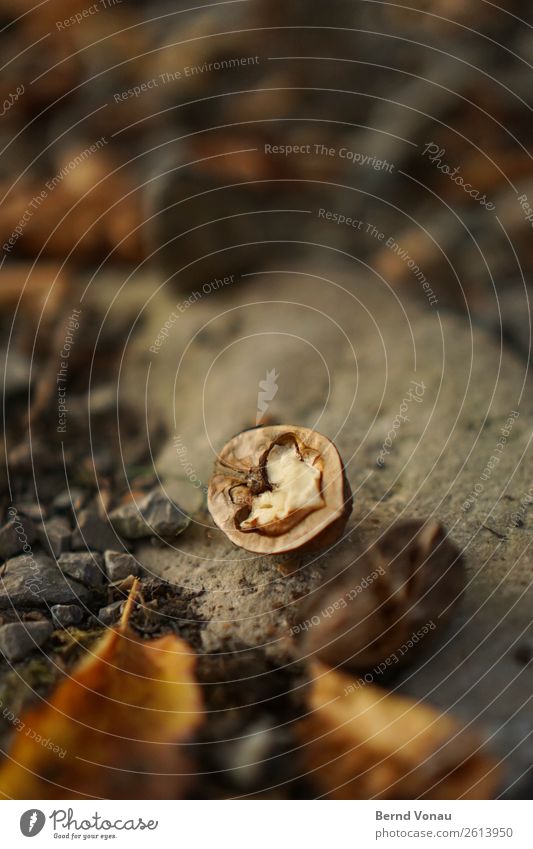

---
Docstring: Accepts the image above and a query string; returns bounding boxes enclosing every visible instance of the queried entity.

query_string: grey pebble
[109,489,190,539]
[104,550,140,581]
[0,514,36,561]
[97,600,124,626]
[36,516,71,558]
[51,604,84,628]
[57,552,105,587]
[52,489,85,513]
[0,620,53,662]
[0,554,91,608]
[71,508,121,552]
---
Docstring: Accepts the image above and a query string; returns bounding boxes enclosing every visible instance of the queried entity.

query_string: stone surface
[109,489,190,539]
[0,350,31,398]
[104,550,140,581]
[127,260,533,795]
[52,489,85,513]
[97,600,124,626]
[0,515,36,561]
[71,508,122,552]
[36,516,71,558]
[16,503,46,522]
[0,621,53,662]
[57,552,105,587]
[51,604,84,628]
[0,554,91,608]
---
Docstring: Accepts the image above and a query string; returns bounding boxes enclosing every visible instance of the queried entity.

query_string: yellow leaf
[297,662,500,800]
[0,583,203,799]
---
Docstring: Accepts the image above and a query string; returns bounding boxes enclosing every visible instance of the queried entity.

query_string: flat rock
[109,489,190,539]
[128,260,533,795]
[57,552,105,587]
[104,550,140,581]
[0,621,53,662]
[0,554,91,608]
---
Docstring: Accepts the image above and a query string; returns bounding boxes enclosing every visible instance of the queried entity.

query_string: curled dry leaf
[208,426,352,554]
[297,662,500,800]
[299,519,465,674]
[0,583,203,799]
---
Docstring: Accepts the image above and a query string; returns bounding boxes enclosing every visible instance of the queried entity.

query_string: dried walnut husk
[299,519,466,673]
[207,426,352,554]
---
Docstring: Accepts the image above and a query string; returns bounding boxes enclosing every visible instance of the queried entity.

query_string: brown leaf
[0,583,203,799]
[297,662,500,800]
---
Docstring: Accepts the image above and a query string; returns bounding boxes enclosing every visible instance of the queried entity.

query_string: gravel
[97,600,124,626]
[0,554,92,608]
[104,550,140,581]
[0,515,36,561]
[71,507,121,552]
[57,552,105,587]
[36,516,71,558]
[51,604,84,628]
[0,620,53,662]
[109,489,190,539]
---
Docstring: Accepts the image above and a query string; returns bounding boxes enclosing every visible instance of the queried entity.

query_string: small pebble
[98,600,124,626]
[36,516,71,558]
[0,514,36,561]
[104,550,140,581]
[109,489,190,539]
[51,604,84,628]
[58,552,105,587]
[0,620,53,662]
[71,507,120,552]
[52,489,85,513]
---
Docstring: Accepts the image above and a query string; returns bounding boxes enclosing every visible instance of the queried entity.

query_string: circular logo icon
[20,810,46,837]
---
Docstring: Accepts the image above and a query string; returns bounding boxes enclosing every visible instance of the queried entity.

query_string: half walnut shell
[207,425,353,554]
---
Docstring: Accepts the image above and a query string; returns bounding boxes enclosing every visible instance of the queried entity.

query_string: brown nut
[207,425,352,554]
[298,519,466,673]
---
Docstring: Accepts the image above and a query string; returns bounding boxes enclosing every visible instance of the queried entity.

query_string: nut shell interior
[207,425,352,554]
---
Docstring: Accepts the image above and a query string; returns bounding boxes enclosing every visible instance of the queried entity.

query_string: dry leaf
[0,583,203,799]
[297,662,500,800]
[0,263,67,323]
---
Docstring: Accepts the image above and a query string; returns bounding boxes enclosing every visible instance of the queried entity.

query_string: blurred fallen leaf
[0,263,67,322]
[0,582,203,799]
[297,662,500,800]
